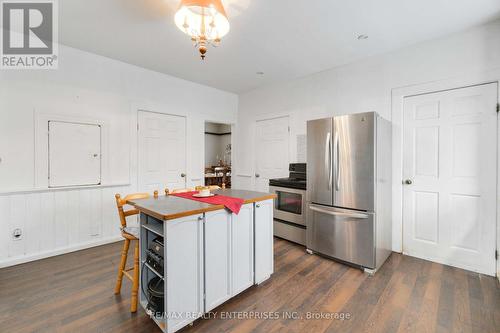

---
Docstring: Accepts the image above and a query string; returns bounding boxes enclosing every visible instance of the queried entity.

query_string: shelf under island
[129,189,276,333]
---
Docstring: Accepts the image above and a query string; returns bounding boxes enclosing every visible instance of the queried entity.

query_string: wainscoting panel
[0,185,131,268]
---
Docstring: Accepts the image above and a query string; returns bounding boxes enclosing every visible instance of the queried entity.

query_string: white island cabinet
[165,214,204,332]
[254,199,274,284]
[231,203,254,295]
[204,209,232,312]
[131,189,276,333]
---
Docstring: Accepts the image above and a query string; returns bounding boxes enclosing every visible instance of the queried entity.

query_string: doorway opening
[204,122,232,188]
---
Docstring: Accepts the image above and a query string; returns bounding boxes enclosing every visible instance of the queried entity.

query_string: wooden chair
[195,185,221,191]
[168,187,195,194]
[114,192,154,313]
[165,185,223,196]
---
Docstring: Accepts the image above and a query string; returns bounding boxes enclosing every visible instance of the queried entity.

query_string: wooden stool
[114,192,154,313]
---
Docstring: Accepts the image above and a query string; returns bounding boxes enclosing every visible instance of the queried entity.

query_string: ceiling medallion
[174,0,230,60]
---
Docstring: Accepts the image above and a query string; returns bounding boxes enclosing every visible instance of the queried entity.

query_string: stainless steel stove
[269,163,307,245]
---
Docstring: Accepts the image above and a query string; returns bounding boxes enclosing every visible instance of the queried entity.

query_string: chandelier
[174,0,230,60]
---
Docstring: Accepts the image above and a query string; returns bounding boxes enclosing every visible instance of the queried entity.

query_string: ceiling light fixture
[357,34,369,40]
[174,0,230,60]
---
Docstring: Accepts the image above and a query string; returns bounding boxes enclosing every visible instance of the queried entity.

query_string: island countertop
[129,189,276,221]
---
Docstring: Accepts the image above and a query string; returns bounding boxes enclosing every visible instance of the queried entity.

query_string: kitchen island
[129,189,276,333]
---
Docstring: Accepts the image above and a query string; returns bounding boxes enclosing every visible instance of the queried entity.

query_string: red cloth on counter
[170,191,245,214]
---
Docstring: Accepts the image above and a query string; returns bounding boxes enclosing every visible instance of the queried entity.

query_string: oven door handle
[309,205,369,219]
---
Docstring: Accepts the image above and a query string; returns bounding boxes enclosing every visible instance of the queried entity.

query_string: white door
[204,210,232,312]
[402,83,497,275]
[255,116,290,192]
[138,111,187,192]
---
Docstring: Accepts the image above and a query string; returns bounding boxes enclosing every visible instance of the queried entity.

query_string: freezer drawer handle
[309,205,369,219]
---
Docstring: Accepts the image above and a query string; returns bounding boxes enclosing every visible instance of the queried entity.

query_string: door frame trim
[391,71,500,277]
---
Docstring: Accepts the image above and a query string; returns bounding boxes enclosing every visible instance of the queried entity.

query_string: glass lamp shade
[175,0,230,41]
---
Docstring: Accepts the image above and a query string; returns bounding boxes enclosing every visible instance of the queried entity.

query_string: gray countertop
[129,189,276,221]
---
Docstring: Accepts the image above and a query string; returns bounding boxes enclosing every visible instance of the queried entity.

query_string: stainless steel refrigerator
[306,112,392,273]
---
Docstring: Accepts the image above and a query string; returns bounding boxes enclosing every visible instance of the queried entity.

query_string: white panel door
[255,116,290,192]
[204,210,232,312]
[138,111,186,192]
[48,121,101,187]
[231,203,254,296]
[403,83,497,275]
[254,199,274,284]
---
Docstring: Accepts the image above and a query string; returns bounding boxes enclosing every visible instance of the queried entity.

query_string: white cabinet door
[403,83,497,275]
[255,116,290,192]
[231,203,254,296]
[166,214,204,333]
[204,210,232,312]
[254,199,274,283]
[138,111,187,192]
[48,121,101,187]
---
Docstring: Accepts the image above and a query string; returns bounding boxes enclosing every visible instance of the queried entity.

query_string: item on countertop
[171,190,244,214]
[198,186,211,197]
[193,193,216,198]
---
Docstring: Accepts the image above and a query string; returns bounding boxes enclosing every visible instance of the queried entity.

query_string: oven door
[269,186,306,226]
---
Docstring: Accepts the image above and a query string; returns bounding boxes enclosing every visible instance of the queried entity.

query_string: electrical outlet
[12,228,22,241]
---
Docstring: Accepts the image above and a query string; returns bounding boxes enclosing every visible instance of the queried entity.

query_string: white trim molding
[0,183,130,196]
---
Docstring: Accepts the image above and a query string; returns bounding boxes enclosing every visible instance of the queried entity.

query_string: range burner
[269,163,307,190]
[269,177,306,190]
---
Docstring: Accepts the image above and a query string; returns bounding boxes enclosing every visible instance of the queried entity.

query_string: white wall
[0,44,237,267]
[234,20,500,256]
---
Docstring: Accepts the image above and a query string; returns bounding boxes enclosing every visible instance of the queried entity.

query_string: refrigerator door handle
[325,132,332,190]
[309,205,369,219]
[334,132,340,191]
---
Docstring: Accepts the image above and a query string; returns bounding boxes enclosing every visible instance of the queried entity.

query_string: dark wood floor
[0,238,498,333]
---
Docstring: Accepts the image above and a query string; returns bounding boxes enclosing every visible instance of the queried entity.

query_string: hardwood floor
[0,238,498,333]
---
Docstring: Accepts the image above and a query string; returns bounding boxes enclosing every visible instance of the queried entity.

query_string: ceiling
[59,0,500,94]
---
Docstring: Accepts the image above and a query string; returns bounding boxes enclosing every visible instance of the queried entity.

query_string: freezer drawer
[306,204,375,268]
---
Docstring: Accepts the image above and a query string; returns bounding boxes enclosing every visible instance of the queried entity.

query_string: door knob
[181,173,186,178]
[404,179,413,185]
[255,173,260,178]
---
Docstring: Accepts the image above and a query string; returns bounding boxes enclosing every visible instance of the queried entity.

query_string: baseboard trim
[0,235,123,268]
